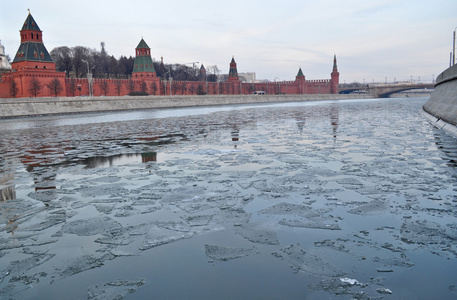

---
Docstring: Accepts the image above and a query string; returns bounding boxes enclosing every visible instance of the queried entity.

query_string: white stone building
[0,40,12,70]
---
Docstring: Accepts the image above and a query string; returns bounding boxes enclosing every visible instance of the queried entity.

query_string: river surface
[0,97,456,299]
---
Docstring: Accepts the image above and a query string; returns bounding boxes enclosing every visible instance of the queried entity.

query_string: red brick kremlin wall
[0,74,335,98]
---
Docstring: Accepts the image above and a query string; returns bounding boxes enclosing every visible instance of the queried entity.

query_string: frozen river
[0,97,456,299]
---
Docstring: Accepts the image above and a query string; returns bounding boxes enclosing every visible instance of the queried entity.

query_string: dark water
[0,97,456,299]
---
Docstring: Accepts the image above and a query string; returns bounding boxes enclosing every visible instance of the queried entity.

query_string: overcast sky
[1,0,456,83]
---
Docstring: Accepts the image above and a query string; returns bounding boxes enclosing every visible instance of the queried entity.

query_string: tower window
[31,33,34,39]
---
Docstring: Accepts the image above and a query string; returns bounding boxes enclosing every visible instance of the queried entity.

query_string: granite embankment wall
[0,94,370,118]
[422,64,457,136]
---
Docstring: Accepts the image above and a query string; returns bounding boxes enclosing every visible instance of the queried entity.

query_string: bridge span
[339,83,434,98]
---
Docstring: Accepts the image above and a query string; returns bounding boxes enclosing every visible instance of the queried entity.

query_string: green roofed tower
[228,56,239,82]
[296,67,305,81]
[132,38,156,78]
[12,11,55,69]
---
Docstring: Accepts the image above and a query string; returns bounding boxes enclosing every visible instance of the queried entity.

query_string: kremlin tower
[1,11,66,98]
[331,55,340,94]
[132,38,160,94]
[227,56,239,82]
[132,38,156,78]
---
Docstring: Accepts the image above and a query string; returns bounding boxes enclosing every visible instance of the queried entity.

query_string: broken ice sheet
[400,219,457,250]
[139,234,188,251]
[183,214,213,226]
[279,219,341,230]
[60,254,112,277]
[55,216,122,237]
[87,279,145,300]
[205,245,256,261]
[235,222,279,245]
[347,199,387,215]
[160,186,207,204]
[272,244,344,276]
[259,202,311,216]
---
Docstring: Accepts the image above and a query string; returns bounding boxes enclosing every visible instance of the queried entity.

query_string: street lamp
[82,59,93,97]
[453,28,456,66]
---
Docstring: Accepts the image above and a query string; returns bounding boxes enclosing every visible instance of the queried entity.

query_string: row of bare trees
[50,42,220,82]
[9,77,64,97]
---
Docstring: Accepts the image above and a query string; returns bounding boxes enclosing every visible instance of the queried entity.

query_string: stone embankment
[422,64,457,136]
[0,94,370,119]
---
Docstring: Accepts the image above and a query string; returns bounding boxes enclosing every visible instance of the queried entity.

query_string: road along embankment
[0,94,371,119]
[422,64,457,136]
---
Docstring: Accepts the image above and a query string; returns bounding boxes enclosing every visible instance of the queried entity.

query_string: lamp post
[453,27,456,66]
[82,59,92,97]
[169,77,173,96]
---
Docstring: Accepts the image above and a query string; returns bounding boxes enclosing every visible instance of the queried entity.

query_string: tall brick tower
[331,55,340,94]
[295,67,306,94]
[199,64,206,81]
[132,38,159,94]
[227,56,239,82]
[295,67,305,81]
[1,11,66,98]
[132,38,156,78]
[12,11,55,71]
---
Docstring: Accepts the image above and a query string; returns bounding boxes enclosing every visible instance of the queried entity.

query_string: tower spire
[228,56,239,81]
[132,38,156,77]
[331,54,340,94]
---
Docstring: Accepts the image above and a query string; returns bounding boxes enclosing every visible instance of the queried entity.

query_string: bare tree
[206,65,220,82]
[72,46,92,78]
[50,46,72,77]
[100,80,109,96]
[189,84,196,95]
[28,77,42,97]
[172,81,179,95]
[150,82,157,95]
[9,80,19,97]
[68,78,77,96]
[48,77,64,97]
[180,82,187,95]
[114,80,123,96]
[127,79,136,94]
[196,84,205,95]
[140,80,148,94]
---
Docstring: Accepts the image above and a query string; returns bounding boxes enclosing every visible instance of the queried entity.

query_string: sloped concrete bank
[0,94,370,119]
[422,64,457,136]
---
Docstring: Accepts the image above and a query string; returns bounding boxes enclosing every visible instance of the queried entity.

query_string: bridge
[339,83,434,98]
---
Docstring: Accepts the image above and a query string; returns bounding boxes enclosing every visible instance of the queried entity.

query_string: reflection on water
[433,127,457,167]
[0,185,15,201]
[80,152,158,168]
[0,174,15,201]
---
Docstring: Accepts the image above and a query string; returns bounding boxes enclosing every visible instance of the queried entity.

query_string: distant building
[0,40,11,70]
